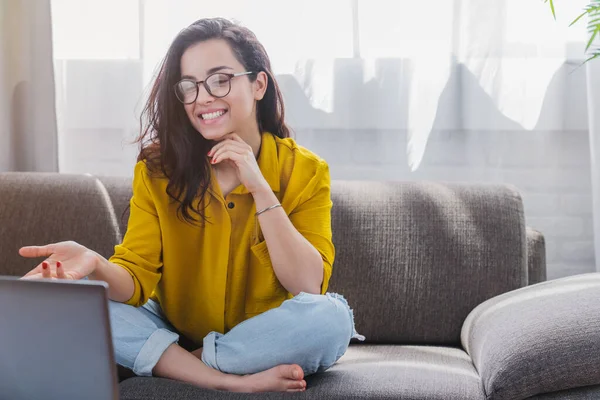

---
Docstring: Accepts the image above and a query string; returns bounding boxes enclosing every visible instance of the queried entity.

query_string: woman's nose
[196,84,214,105]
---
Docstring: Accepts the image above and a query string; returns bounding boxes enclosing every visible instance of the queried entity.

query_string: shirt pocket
[245,240,288,316]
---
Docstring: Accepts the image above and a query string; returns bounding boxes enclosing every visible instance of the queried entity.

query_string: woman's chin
[196,126,230,142]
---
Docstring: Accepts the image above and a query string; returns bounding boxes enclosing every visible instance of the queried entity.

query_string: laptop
[0,276,119,400]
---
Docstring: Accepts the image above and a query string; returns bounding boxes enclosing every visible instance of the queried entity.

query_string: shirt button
[227,202,235,209]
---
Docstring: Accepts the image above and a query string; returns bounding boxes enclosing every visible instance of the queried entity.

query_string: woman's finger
[209,139,246,159]
[212,150,243,165]
[207,139,230,157]
[56,261,66,279]
[41,261,52,279]
[211,141,250,164]
[22,264,44,278]
[19,244,56,259]
[223,133,245,144]
[20,272,44,280]
[209,136,249,153]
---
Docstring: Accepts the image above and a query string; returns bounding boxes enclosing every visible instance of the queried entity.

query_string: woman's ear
[253,71,268,101]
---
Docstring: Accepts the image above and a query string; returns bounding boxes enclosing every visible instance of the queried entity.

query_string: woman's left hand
[208,133,269,194]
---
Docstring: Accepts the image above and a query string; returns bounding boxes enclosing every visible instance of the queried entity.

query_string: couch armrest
[526,227,546,285]
[461,273,600,400]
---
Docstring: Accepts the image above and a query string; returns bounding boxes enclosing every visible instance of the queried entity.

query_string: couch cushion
[328,181,526,345]
[461,273,600,400]
[0,173,122,276]
[528,385,600,399]
[119,345,484,400]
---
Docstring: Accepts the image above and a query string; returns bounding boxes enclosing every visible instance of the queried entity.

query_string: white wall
[297,128,593,281]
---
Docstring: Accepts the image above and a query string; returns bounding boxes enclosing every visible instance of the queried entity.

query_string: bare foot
[189,348,305,393]
[233,364,306,393]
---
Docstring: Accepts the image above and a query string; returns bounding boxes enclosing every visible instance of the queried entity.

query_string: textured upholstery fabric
[526,227,546,285]
[328,181,527,345]
[119,345,485,400]
[6,172,597,400]
[0,172,121,276]
[97,176,132,243]
[461,273,600,400]
[528,385,600,399]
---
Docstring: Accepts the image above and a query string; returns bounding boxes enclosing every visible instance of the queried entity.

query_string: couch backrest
[0,174,527,346]
[0,173,122,276]
[327,181,526,345]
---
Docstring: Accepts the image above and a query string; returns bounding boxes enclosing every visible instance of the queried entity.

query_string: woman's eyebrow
[180,66,233,81]
[207,65,233,74]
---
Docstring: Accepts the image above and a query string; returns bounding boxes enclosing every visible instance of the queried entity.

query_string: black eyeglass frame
[174,71,256,104]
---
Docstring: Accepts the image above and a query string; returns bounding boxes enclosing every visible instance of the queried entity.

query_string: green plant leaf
[584,52,600,64]
[585,2,600,51]
[544,0,556,19]
[570,10,587,27]
[578,46,600,67]
[560,1,600,65]
[586,29,599,51]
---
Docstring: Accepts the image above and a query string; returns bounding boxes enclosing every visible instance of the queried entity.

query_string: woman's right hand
[19,241,100,280]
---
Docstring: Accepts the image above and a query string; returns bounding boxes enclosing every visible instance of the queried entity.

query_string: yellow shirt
[109,133,335,345]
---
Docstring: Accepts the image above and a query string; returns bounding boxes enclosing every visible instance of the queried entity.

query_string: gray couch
[1,172,600,400]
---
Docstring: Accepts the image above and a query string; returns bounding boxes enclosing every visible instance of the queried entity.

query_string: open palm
[19,241,98,280]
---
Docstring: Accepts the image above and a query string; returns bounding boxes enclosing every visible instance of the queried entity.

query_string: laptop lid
[0,276,119,400]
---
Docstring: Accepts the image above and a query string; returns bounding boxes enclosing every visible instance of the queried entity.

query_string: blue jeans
[109,292,365,377]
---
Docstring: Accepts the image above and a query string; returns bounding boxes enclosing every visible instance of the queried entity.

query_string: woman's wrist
[251,185,279,210]
[249,179,271,197]
[88,250,109,280]
[89,253,136,302]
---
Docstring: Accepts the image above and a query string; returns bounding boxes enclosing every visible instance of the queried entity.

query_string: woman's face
[179,39,267,142]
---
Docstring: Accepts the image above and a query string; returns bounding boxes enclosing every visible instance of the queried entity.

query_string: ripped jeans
[108,292,365,377]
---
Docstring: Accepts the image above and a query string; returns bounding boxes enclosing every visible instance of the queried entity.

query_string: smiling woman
[136,20,290,223]
[179,41,265,141]
[19,17,364,393]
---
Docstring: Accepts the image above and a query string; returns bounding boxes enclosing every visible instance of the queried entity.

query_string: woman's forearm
[89,253,136,303]
[252,188,323,295]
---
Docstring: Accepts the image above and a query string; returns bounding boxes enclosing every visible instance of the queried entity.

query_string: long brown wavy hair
[135,18,290,225]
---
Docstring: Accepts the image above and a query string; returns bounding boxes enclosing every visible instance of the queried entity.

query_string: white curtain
[587,62,600,275]
[50,0,597,279]
[0,0,58,172]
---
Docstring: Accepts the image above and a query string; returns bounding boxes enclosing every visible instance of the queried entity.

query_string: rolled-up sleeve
[288,161,335,294]
[109,161,162,306]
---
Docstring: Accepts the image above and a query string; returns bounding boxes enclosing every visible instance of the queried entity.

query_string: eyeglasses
[174,71,255,104]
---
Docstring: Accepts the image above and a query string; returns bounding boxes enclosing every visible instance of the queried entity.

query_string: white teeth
[201,110,225,120]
